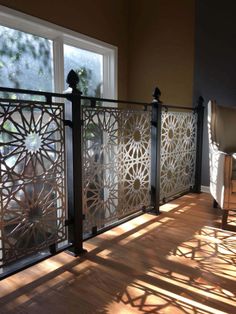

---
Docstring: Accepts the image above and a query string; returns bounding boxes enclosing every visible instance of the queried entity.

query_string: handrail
[0,86,198,111]
[0,86,67,98]
[0,86,149,107]
[161,104,195,111]
[82,96,149,106]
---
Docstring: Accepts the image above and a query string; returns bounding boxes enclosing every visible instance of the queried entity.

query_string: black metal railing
[0,69,204,279]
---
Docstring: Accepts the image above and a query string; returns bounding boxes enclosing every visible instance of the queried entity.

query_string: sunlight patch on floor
[118,221,165,245]
[145,267,236,307]
[160,202,180,212]
[132,279,229,314]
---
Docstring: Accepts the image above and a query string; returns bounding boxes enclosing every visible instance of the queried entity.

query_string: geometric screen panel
[160,109,197,202]
[0,101,67,265]
[82,107,151,236]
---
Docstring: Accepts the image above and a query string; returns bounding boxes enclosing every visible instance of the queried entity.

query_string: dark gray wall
[194,0,236,186]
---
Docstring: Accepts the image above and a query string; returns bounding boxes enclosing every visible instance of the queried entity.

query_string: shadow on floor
[0,193,235,313]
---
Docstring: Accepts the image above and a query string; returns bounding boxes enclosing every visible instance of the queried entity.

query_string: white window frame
[0,5,117,98]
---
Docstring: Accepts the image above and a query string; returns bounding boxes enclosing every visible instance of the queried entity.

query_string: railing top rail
[0,86,150,107]
[0,86,66,99]
[0,86,199,111]
[161,104,195,111]
[81,96,149,106]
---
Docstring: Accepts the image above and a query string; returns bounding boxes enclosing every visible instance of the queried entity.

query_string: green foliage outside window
[0,25,53,99]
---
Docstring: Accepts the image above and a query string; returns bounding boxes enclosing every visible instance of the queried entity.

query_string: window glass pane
[64,44,103,97]
[0,25,54,95]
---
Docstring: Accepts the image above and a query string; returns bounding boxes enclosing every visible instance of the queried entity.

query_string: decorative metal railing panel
[0,101,67,265]
[82,107,151,235]
[160,109,197,202]
[0,75,205,279]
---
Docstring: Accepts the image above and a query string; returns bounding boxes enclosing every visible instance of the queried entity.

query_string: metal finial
[152,87,161,103]
[66,70,80,91]
[198,96,204,107]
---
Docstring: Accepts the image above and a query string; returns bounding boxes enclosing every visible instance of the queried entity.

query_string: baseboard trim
[201,185,210,193]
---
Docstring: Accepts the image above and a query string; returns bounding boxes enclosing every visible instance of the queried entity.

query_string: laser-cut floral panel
[0,101,67,265]
[160,110,197,202]
[82,107,151,236]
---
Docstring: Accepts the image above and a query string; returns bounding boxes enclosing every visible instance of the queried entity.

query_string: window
[64,44,103,97]
[0,5,117,98]
[0,25,54,93]
[0,6,117,264]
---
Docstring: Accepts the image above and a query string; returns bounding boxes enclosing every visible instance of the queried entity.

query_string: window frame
[0,5,118,98]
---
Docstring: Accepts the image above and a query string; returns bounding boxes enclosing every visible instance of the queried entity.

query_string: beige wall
[128,0,195,105]
[0,0,195,104]
[0,0,129,99]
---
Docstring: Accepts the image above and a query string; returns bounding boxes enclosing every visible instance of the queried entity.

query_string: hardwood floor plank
[0,193,235,314]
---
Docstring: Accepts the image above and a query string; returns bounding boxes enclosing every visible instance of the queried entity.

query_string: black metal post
[151,87,162,214]
[193,96,204,193]
[65,70,86,255]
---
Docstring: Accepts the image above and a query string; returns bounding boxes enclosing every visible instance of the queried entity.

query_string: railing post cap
[66,69,82,95]
[152,87,162,103]
[198,96,204,107]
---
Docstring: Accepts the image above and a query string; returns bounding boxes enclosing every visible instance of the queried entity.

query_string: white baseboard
[201,185,210,193]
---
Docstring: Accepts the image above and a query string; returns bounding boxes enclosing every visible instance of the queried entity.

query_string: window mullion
[53,37,65,93]
[103,50,117,101]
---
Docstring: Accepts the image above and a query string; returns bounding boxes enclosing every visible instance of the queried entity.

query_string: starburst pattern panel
[160,109,197,202]
[82,107,151,235]
[0,101,66,265]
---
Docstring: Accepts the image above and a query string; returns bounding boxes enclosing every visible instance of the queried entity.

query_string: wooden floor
[0,193,236,314]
